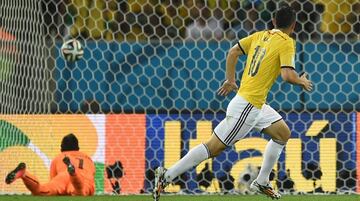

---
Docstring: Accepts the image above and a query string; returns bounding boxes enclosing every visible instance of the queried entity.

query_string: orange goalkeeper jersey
[50,151,95,188]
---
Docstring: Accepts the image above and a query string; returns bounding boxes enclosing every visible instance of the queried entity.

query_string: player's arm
[217,44,242,96]
[218,34,254,96]
[279,40,312,91]
[281,68,312,91]
[226,44,244,82]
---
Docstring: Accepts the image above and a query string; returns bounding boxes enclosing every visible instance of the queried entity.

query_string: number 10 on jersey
[248,46,266,77]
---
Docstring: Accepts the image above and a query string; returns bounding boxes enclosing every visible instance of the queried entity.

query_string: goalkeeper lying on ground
[5,133,95,196]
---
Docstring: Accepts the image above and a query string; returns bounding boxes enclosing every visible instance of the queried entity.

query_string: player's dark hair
[61,133,79,152]
[275,5,296,29]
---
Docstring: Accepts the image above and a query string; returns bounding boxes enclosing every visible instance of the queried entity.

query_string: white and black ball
[61,39,84,62]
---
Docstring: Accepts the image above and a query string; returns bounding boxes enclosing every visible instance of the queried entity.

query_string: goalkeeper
[5,134,95,196]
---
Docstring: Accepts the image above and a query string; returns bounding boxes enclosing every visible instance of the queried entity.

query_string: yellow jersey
[237,29,296,109]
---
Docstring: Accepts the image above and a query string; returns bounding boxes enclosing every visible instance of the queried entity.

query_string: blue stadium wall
[55,41,360,112]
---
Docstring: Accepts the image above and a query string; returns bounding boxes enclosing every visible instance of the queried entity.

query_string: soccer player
[153,5,312,200]
[5,133,95,196]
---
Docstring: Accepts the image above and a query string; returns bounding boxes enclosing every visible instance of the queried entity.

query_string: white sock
[164,143,210,183]
[256,139,284,185]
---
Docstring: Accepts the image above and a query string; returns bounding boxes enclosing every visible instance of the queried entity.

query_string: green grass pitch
[0,195,359,201]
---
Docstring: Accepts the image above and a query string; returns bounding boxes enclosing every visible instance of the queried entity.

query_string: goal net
[0,0,359,195]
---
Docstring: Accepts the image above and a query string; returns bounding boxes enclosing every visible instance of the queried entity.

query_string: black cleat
[63,156,75,176]
[5,162,26,184]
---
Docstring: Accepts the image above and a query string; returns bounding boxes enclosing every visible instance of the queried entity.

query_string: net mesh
[0,0,51,114]
[0,0,359,195]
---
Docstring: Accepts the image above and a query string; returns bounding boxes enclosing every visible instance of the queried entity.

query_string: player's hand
[217,80,238,96]
[300,73,313,92]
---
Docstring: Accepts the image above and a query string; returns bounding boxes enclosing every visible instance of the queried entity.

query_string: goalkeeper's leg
[63,156,94,196]
[5,163,49,195]
[5,162,26,185]
[23,172,70,195]
[5,163,68,196]
[69,175,94,196]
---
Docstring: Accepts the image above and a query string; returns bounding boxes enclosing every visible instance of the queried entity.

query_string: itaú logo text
[162,120,336,193]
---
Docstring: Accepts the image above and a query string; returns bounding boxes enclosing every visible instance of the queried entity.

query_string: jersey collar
[270,29,289,40]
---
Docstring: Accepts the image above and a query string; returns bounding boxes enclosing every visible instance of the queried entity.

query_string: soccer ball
[61,39,84,62]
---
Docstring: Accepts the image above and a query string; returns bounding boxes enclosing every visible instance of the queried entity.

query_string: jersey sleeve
[279,39,296,69]
[238,32,257,55]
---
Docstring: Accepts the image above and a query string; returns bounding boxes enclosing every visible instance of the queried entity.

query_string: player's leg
[23,171,70,195]
[250,105,289,199]
[38,172,71,195]
[153,95,257,201]
[250,120,288,199]
[153,138,217,200]
[5,163,45,195]
[162,95,256,183]
[5,163,68,195]
[63,156,93,196]
[69,173,94,196]
[63,156,84,195]
[21,172,55,195]
[5,162,26,184]
[20,171,42,195]
[256,119,290,185]
[69,173,92,196]
[162,134,225,183]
